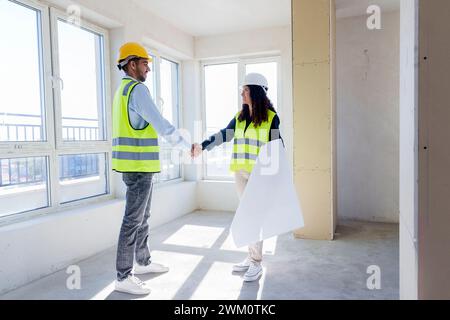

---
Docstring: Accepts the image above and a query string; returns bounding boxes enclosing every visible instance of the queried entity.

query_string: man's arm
[129,83,190,150]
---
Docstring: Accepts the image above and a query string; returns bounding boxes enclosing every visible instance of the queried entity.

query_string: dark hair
[238,85,276,127]
[119,57,141,72]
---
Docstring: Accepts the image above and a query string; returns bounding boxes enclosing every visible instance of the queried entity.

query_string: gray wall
[337,11,400,223]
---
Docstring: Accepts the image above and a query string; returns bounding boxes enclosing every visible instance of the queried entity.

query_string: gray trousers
[234,170,263,264]
[116,172,154,281]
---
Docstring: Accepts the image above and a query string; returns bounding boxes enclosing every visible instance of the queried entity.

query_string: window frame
[49,7,112,208]
[200,55,281,181]
[0,0,54,153]
[49,7,111,151]
[0,0,113,226]
[145,48,184,185]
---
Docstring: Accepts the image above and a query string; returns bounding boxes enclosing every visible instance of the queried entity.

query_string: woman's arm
[201,117,236,151]
[269,114,285,146]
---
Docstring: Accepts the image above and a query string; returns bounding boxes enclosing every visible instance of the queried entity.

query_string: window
[51,7,110,203]
[0,0,111,220]
[0,156,49,218]
[0,0,46,142]
[58,153,108,204]
[143,53,182,183]
[56,19,106,142]
[202,58,280,180]
[203,63,238,178]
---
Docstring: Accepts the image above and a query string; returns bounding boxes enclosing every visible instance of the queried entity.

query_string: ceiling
[134,0,400,37]
[133,0,291,37]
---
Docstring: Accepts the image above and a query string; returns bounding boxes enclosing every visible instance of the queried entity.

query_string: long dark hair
[238,85,276,128]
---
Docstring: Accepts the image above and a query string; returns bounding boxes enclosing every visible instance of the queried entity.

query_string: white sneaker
[232,257,251,272]
[134,262,169,275]
[243,262,263,282]
[115,275,151,295]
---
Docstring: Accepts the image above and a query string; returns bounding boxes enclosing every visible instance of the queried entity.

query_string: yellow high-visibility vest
[230,110,276,173]
[112,78,161,173]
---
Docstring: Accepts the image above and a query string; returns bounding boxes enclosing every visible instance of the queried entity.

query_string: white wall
[198,181,239,212]
[0,181,197,295]
[399,0,418,300]
[194,26,293,211]
[336,11,400,223]
[43,0,194,59]
[0,200,123,294]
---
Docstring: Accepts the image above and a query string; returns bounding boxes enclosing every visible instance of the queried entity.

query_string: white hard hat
[242,73,268,92]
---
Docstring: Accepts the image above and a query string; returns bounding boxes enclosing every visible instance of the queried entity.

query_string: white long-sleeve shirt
[124,76,190,150]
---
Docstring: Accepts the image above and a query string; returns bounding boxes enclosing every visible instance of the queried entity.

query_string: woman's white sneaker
[115,275,151,295]
[232,258,251,272]
[243,262,263,282]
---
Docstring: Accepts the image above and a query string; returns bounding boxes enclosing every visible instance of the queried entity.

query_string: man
[112,42,191,295]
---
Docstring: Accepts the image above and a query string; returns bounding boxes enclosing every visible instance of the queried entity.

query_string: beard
[138,74,147,82]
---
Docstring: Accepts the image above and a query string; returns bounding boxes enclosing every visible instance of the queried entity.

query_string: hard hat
[117,42,152,69]
[242,73,269,92]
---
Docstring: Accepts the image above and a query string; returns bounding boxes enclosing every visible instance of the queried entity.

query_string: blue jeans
[116,172,154,281]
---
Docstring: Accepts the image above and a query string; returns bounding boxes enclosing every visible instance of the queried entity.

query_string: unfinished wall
[292,0,336,240]
[337,11,400,223]
[418,0,450,300]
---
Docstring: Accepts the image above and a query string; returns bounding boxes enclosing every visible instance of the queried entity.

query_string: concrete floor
[0,211,399,300]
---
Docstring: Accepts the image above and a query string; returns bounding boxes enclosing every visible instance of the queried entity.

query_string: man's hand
[191,143,203,158]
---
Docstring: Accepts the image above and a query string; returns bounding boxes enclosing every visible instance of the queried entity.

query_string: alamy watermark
[366,265,381,290]
[367,5,381,30]
[66,265,81,290]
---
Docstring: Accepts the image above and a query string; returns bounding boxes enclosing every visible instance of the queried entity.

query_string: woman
[192,73,283,282]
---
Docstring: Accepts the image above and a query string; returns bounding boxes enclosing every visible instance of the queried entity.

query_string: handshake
[190,143,203,158]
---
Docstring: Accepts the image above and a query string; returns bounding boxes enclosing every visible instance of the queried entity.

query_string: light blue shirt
[123,76,190,150]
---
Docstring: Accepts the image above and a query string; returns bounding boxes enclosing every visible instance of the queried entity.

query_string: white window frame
[0,0,54,154]
[145,48,184,185]
[0,0,113,226]
[200,55,282,181]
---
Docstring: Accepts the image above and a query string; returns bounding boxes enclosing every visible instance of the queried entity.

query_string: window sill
[60,176,100,186]
[201,179,235,184]
[0,184,46,199]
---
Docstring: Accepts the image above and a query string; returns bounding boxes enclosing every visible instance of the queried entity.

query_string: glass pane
[0,0,46,142]
[0,156,49,217]
[245,62,278,109]
[154,149,182,183]
[158,58,181,183]
[204,63,238,178]
[57,19,105,141]
[59,153,107,203]
[160,58,179,125]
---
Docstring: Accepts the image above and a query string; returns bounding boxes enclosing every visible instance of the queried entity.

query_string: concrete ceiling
[133,0,291,37]
[133,0,400,37]
[336,0,400,19]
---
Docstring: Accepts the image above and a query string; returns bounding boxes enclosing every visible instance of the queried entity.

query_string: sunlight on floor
[190,261,250,300]
[163,225,225,248]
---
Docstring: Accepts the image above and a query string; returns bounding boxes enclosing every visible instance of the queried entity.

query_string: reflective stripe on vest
[112,151,160,161]
[112,78,161,173]
[229,110,276,173]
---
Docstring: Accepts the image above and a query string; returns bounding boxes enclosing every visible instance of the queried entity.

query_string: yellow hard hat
[117,42,152,69]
